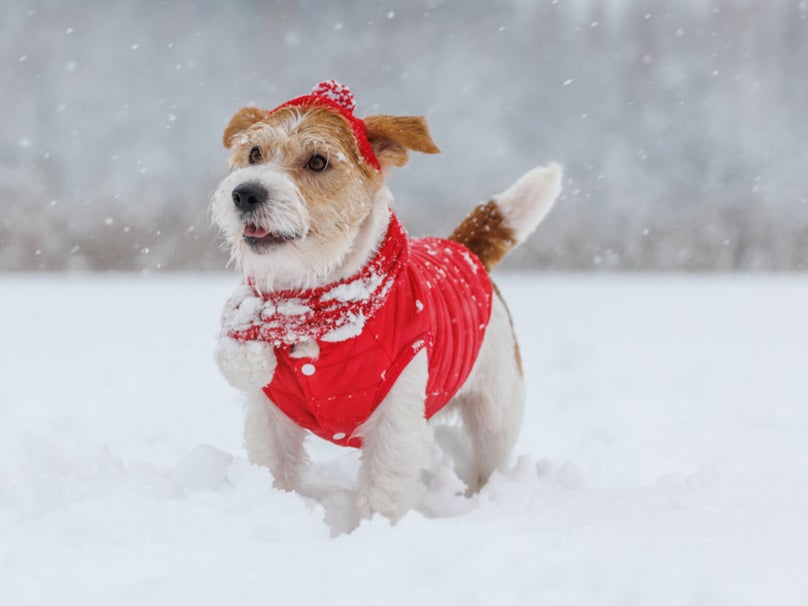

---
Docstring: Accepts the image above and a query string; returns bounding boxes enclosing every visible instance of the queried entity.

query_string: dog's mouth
[243,223,299,248]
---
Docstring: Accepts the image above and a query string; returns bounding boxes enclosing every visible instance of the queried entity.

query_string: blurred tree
[1,0,806,271]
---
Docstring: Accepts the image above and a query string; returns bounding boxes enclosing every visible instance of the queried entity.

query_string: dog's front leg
[243,390,308,491]
[355,349,429,522]
[215,337,308,490]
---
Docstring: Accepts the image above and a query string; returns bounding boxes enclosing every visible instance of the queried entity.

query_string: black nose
[232,182,268,212]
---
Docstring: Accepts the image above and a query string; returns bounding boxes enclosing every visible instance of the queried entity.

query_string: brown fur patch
[364,115,440,170]
[223,107,267,148]
[492,282,523,377]
[449,200,516,272]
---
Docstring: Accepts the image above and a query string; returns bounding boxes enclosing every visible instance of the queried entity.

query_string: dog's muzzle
[232,181,301,248]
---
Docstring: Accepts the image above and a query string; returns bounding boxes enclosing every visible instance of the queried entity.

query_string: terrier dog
[212,81,561,521]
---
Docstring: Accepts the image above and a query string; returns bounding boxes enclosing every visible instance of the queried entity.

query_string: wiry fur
[212,98,562,522]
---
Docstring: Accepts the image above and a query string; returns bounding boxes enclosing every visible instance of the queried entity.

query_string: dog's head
[211,81,439,290]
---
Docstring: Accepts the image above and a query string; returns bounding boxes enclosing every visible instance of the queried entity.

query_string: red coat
[228,214,492,447]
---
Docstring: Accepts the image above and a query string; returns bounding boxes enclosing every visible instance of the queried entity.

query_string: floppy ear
[222,107,266,149]
[363,115,441,169]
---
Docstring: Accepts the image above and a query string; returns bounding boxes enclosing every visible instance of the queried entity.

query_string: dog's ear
[223,107,266,149]
[363,115,441,169]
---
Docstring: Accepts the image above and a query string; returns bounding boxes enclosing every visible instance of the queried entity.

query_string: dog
[212,81,561,521]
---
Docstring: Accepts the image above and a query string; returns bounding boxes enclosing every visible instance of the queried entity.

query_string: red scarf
[226,214,408,346]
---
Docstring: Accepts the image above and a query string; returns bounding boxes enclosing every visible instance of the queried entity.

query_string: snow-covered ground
[1,273,807,605]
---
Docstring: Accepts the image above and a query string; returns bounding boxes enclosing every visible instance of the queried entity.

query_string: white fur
[212,179,393,292]
[493,163,562,244]
[211,165,309,247]
[210,164,311,291]
[453,294,525,491]
[333,187,393,281]
[242,389,308,491]
[355,350,430,521]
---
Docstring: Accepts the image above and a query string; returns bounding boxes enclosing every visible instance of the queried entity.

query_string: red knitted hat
[267,81,381,172]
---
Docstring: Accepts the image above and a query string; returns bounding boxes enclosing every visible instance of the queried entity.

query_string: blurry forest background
[2,0,807,272]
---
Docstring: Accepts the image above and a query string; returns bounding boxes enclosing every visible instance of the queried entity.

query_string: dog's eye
[305,154,328,172]
[248,146,262,165]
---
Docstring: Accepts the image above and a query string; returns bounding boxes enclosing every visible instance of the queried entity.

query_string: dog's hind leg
[455,293,526,492]
[444,165,560,490]
[243,390,309,491]
[355,350,430,521]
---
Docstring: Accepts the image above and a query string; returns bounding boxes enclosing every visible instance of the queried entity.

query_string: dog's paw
[355,488,402,523]
[215,337,277,390]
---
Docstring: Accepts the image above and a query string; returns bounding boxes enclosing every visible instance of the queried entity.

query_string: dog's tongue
[244,224,269,238]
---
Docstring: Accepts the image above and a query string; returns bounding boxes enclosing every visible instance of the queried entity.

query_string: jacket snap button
[301,363,315,376]
[332,432,346,440]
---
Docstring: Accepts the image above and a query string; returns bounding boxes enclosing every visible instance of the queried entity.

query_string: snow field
[1,274,807,605]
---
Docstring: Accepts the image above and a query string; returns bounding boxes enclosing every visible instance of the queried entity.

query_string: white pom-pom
[310,80,356,113]
[215,337,277,390]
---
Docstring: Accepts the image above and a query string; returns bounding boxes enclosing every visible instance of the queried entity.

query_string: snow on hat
[267,81,381,172]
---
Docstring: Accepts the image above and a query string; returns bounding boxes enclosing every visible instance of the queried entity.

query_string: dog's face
[211,104,439,290]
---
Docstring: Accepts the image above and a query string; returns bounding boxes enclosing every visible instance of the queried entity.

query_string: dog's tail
[449,163,562,272]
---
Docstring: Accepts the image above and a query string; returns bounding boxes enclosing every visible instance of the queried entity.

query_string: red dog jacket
[227,213,493,447]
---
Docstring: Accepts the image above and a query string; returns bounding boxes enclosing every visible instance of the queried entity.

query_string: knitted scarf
[225,214,408,346]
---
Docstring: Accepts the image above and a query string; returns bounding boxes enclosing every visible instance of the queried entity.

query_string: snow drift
[1,274,807,605]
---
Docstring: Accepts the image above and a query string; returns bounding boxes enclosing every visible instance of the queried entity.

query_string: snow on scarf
[224,213,408,346]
